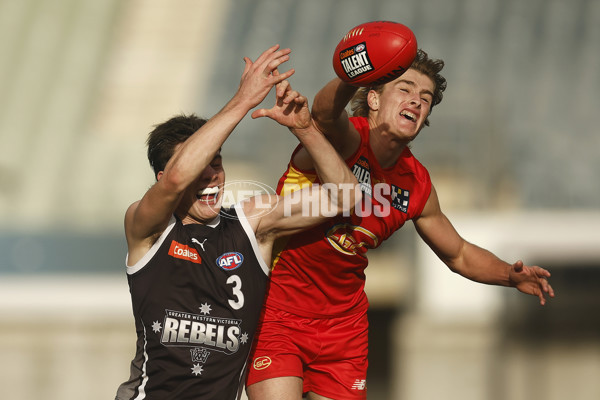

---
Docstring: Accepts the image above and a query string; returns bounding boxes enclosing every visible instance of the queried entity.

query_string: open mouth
[196,186,220,204]
[400,110,417,122]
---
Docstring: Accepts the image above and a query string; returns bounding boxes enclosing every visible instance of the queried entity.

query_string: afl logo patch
[216,252,244,270]
[253,356,272,370]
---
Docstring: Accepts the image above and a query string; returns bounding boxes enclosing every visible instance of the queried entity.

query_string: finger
[253,44,281,65]
[272,68,288,99]
[539,293,546,306]
[241,56,252,76]
[539,267,551,278]
[276,78,290,99]
[272,68,295,84]
[540,278,549,292]
[282,89,300,104]
[270,47,291,61]
[255,47,291,75]
[512,260,524,273]
[263,55,291,78]
[251,108,269,119]
[292,94,308,105]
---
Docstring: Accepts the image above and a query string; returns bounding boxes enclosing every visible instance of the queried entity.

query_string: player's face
[369,69,434,142]
[179,153,225,224]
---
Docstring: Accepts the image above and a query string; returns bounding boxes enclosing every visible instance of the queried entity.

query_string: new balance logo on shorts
[351,379,366,390]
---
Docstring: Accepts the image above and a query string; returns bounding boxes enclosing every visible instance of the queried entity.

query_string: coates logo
[326,224,378,256]
[168,240,201,264]
[338,41,373,79]
[216,252,244,270]
[253,356,272,370]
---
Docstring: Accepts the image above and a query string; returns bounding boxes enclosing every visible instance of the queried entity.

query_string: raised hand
[236,45,295,110]
[509,260,555,305]
[251,71,312,133]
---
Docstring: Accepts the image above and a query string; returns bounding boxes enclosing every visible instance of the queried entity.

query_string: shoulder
[125,200,141,222]
[349,116,369,132]
[399,148,430,180]
[348,116,370,143]
[237,197,275,235]
[124,200,143,241]
[394,148,432,218]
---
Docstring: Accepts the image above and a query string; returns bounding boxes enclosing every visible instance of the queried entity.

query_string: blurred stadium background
[1,0,599,399]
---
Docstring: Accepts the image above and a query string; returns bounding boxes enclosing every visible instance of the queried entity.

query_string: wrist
[227,91,257,114]
[290,121,320,140]
[506,263,516,287]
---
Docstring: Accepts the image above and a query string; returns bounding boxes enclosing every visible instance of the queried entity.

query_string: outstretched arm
[286,77,363,171]
[160,46,295,193]
[311,78,358,139]
[245,77,361,241]
[125,45,295,263]
[413,185,555,305]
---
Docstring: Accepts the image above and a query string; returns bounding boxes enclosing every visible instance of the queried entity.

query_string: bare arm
[413,185,555,305]
[292,78,363,169]
[244,78,361,243]
[125,45,295,264]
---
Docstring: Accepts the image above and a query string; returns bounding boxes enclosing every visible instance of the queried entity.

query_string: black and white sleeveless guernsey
[116,205,270,400]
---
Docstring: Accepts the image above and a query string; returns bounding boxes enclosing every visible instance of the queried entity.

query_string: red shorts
[246,306,369,400]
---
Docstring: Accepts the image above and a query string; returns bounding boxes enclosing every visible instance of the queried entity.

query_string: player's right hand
[237,44,295,110]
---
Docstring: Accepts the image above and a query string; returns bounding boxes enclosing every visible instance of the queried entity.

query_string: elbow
[445,258,474,280]
[160,168,188,194]
[446,263,460,275]
[311,106,331,127]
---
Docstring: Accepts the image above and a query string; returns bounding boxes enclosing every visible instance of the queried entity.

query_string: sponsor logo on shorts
[253,356,272,370]
[338,41,374,79]
[216,252,244,270]
[168,240,201,264]
[351,379,367,390]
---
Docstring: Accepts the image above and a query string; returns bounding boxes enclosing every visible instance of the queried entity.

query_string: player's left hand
[508,260,555,305]
[251,70,311,132]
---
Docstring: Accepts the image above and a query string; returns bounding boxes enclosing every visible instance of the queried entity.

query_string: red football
[332,21,417,87]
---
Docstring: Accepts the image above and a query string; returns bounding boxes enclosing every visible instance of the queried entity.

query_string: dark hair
[350,49,447,126]
[146,114,208,177]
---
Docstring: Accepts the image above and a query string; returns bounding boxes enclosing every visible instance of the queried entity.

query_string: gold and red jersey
[264,116,432,318]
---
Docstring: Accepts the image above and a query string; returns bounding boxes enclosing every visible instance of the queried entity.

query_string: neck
[178,212,221,226]
[369,128,409,168]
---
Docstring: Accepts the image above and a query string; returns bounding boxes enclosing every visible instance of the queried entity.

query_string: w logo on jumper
[190,347,210,363]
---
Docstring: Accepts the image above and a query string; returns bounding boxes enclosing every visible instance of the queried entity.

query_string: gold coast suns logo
[326,224,378,255]
[253,356,272,370]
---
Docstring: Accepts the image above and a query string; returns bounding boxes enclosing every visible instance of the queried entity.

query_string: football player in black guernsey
[115,45,361,400]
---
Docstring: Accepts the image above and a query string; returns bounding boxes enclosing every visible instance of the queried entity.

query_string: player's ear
[156,171,164,181]
[367,90,379,111]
